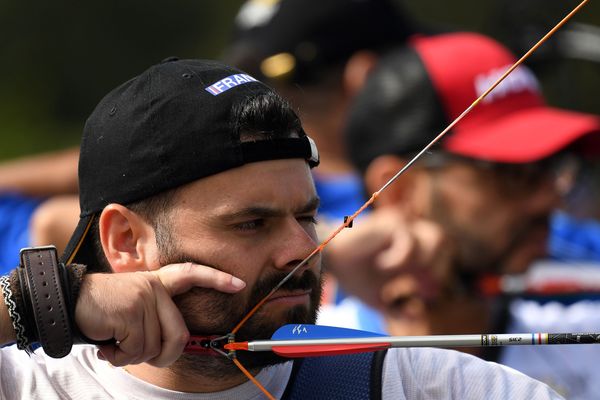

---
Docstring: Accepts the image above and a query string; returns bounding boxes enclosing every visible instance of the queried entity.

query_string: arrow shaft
[238,333,600,352]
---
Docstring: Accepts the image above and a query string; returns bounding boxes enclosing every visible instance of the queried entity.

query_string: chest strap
[282,350,387,400]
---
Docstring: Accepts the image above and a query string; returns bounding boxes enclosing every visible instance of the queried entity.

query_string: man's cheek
[174,289,247,327]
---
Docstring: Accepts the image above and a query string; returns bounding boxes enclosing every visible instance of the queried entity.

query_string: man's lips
[266,289,312,304]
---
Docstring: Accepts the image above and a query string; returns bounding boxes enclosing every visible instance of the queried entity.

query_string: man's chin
[172,269,322,376]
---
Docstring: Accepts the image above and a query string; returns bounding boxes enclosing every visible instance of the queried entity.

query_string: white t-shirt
[0,344,561,399]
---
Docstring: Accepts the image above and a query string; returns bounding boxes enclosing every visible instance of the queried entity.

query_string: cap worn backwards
[62,57,319,266]
[346,32,600,173]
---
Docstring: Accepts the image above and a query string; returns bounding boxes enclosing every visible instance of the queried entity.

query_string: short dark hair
[235,90,304,140]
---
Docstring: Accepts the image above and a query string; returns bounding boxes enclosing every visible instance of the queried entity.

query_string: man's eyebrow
[219,196,320,222]
[297,196,320,214]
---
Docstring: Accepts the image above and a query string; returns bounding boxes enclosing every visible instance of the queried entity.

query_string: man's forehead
[176,158,317,209]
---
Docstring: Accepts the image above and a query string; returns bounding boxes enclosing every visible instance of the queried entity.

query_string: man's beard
[156,231,323,378]
[429,180,549,276]
[438,211,549,275]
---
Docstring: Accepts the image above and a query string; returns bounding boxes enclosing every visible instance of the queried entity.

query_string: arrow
[223,324,600,358]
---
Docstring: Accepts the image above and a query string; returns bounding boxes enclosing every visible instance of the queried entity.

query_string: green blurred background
[0,0,598,160]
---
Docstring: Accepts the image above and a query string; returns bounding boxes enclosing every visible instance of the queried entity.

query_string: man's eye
[298,216,318,225]
[235,219,265,231]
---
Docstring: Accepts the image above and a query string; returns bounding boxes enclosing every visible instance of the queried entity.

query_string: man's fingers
[411,220,454,285]
[109,329,146,366]
[375,228,415,271]
[145,289,190,367]
[410,220,448,265]
[96,337,145,367]
[156,262,246,296]
[80,266,243,367]
[140,305,162,364]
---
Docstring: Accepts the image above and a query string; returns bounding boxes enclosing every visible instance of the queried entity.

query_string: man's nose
[272,218,319,272]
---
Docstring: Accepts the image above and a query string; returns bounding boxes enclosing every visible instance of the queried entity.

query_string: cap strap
[241,136,319,167]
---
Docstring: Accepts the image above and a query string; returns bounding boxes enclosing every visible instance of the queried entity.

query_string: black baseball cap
[224,0,420,85]
[347,32,600,173]
[62,58,319,266]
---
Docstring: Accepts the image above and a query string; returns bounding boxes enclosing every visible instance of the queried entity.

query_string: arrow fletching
[270,324,389,357]
[225,324,390,357]
[272,324,386,340]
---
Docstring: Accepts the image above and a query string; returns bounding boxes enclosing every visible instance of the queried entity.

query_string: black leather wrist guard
[19,246,73,358]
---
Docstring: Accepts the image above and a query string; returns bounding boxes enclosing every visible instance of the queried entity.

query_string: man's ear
[364,155,418,210]
[343,50,378,97]
[98,204,159,273]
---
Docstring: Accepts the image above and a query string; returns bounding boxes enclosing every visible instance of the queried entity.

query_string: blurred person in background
[337,32,600,399]
[488,0,600,264]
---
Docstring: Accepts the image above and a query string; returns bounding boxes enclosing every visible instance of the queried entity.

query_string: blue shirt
[313,172,366,221]
[548,211,600,262]
[0,193,44,274]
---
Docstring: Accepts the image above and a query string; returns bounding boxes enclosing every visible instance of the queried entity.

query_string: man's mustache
[249,269,320,306]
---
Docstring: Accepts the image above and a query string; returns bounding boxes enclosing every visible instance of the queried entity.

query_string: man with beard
[337,32,600,396]
[0,58,561,399]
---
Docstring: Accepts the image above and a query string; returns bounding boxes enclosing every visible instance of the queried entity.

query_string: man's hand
[324,208,453,311]
[74,262,245,367]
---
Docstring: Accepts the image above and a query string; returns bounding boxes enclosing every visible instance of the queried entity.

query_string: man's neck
[124,362,254,393]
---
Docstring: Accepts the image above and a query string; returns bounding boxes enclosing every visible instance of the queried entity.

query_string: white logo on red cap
[475,65,540,103]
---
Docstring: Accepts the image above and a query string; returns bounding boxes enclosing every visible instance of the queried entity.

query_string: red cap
[413,33,600,162]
